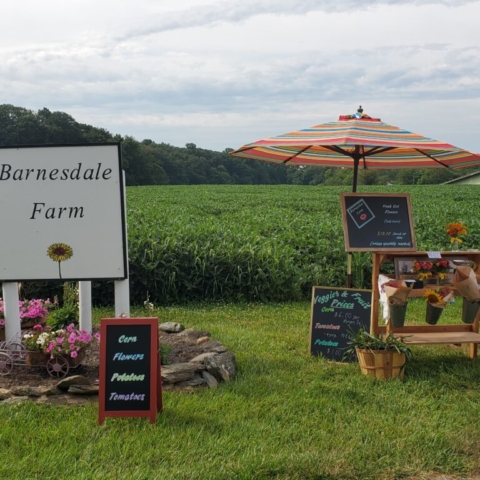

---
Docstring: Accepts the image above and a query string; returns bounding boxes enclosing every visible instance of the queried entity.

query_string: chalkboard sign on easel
[340,193,416,252]
[99,317,162,425]
[310,286,372,361]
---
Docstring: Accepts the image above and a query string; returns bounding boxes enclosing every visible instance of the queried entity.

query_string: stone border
[0,323,236,405]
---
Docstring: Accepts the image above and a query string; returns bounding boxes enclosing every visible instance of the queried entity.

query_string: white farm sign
[0,144,127,281]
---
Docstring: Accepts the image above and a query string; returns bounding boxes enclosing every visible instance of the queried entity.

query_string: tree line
[0,104,471,186]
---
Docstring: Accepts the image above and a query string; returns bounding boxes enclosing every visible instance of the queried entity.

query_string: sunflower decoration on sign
[47,243,73,279]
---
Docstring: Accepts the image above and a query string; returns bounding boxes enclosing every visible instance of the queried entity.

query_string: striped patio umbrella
[230,106,480,192]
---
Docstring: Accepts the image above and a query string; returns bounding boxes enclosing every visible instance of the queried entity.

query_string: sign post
[99,317,162,425]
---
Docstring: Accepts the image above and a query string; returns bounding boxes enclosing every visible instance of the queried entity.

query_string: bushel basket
[355,347,406,380]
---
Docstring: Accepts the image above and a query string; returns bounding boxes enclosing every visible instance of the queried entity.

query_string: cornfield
[21,184,480,305]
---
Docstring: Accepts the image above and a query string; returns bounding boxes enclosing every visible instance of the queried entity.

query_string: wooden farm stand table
[370,250,480,359]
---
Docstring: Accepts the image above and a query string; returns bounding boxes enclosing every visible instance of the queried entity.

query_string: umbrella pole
[347,151,360,288]
[347,254,353,288]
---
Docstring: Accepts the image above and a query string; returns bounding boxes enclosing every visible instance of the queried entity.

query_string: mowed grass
[1,299,480,480]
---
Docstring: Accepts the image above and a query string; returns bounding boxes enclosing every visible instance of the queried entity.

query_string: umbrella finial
[353,105,364,118]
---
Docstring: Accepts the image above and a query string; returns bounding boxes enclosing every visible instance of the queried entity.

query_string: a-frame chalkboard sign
[340,193,416,252]
[310,286,372,361]
[99,317,162,425]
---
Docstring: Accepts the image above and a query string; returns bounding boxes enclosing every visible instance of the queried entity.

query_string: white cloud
[1,0,479,152]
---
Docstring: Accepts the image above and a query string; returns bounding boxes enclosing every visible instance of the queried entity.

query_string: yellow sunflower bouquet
[424,287,454,325]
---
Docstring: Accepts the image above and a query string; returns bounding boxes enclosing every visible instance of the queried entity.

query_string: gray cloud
[1,1,479,152]
[118,0,477,40]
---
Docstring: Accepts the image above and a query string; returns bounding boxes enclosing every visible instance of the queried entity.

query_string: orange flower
[446,221,467,238]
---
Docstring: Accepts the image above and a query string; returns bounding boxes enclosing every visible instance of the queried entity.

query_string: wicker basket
[355,347,406,380]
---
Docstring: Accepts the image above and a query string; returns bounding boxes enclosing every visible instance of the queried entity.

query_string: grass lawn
[1,299,480,480]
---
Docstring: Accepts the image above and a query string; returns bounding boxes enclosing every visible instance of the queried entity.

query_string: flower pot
[389,303,408,328]
[0,327,5,342]
[355,347,406,379]
[21,318,46,329]
[425,303,443,325]
[25,350,48,367]
[461,299,480,324]
[66,348,86,367]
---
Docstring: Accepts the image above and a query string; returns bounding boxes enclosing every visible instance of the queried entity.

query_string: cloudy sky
[2,0,480,152]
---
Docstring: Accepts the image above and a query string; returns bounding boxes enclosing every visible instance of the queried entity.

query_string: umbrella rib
[365,146,396,156]
[280,145,313,164]
[323,145,355,158]
[414,148,450,168]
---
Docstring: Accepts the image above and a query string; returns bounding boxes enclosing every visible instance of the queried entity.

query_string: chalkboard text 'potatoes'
[111,373,145,381]
[314,339,339,347]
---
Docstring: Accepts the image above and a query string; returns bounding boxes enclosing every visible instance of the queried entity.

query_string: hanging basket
[425,303,443,325]
[389,303,408,328]
[461,299,480,324]
[355,347,406,380]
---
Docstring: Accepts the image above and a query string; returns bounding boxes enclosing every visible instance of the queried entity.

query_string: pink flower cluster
[45,323,95,359]
[0,298,53,325]
[413,261,434,273]
[20,299,52,321]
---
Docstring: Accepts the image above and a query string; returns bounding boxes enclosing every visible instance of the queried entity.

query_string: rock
[159,322,185,333]
[11,385,60,397]
[201,370,219,388]
[211,346,229,354]
[0,388,12,400]
[68,385,99,395]
[161,363,204,384]
[196,336,210,345]
[2,396,30,404]
[175,375,207,388]
[197,339,223,350]
[205,352,236,382]
[56,375,91,391]
[189,352,217,363]
[177,329,210,340]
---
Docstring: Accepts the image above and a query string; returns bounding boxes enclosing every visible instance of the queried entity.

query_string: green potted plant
[344,328,413,379]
